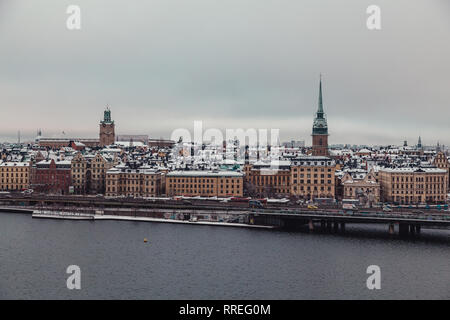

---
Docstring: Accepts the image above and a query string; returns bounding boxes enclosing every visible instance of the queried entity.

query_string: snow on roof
[380,167,446,173]
[0,162,29,167]
[167,170,243,177]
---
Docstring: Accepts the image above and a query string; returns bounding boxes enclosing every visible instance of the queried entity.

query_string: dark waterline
[0,212,449,299]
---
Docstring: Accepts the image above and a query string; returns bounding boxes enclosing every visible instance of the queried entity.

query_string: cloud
[0,0,448,146]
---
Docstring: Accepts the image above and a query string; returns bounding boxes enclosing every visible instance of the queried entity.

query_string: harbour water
[0,212,449,299]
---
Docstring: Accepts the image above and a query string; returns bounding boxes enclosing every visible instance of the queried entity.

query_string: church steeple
[102,105,113,124]
[317,74,324,116]
[312,75,328,135]
[311,76,329,156]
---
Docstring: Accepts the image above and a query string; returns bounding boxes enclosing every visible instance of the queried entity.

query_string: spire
[317,74,324,116]
[312,75,328,135]
[102,105,113,124]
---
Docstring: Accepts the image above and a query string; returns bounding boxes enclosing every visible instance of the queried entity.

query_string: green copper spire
[101,105,114,124]
[317,74,324,115]
[312,75,328,135]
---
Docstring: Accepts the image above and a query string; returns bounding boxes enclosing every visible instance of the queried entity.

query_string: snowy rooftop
[167,170,243,177]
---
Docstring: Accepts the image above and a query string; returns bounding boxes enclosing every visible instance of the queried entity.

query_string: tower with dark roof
[311,76,329,156]
[99,106,115,147]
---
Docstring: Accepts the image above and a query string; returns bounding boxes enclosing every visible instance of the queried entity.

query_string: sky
[0,0,449,146]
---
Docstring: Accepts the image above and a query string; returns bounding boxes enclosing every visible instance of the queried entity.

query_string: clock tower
[311,77,329,156]
[99,106,115,147]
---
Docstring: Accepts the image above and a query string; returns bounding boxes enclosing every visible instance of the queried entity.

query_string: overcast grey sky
[0,0,449,146]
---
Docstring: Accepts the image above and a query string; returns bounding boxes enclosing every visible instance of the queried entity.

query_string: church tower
[99,106,115,147]
[311,76,329,156]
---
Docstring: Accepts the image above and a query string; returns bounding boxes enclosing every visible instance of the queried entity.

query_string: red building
[31,159,72,194]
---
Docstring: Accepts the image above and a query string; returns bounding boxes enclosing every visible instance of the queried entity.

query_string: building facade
[71,153,89,194]
[244,161,291,197]
[379,167,447,204]
[290,156,336,199]
[0,162,31,191]
[432,151,450,192]
[166,171,244,197]
[31,159,72,194]
[90,153,115,194]
[341,169,380,205]
[105,165,162,197]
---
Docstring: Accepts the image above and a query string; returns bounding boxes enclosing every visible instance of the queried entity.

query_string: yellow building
[341,169,380,204]
[166,171,243,197]
[0,162,31,191]
[105,165,162,197]
[71,153,88,194]
[433,152,450,192]
[290,156,336,200]
[379,167,447,204]
[90,153,115,194]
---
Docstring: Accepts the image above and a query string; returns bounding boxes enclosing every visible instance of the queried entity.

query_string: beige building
[341,169,380,204]
[166,171,243,197]
[71,153,89,194]
[433,152,450,192]
[105,165,162,197]
[290,156,336,200]
[379,167,447,204]
[244,161,291,197]
[0,162,31,191]
[90,153,115,194]
[70,152,116,194]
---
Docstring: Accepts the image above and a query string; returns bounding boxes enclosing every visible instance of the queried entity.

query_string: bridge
[1,194,449,237]
[248,209,450,237]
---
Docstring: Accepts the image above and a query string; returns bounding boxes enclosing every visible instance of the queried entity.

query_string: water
[0,212,449,299]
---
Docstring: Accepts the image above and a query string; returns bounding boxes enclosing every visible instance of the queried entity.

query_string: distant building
[0,162,31,191]
[148,139,175,148]
[116,135,149,145]
[38,107,115,149]
[379,167,447,204]
[341,169,380,204]
[71,152,116,195]
[166,171,243,197]
[31,159,72,194]
[432,151,450,192]
[244,161,291,197]
[282,140,305,148]
[105,165,162,197]
[290,156,336,200]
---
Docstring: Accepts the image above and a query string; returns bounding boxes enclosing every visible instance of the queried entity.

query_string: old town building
[71,153,89,194]
[166,171,244,197]
[290,156,336,200]
[31,159,72,194]
[379,167,447,204]
[244,161,291,197]
[105,164,162,197]
[90,153,115,194]
[341,169,380,205]
[0,162,31,191]
[432,151,450,192]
